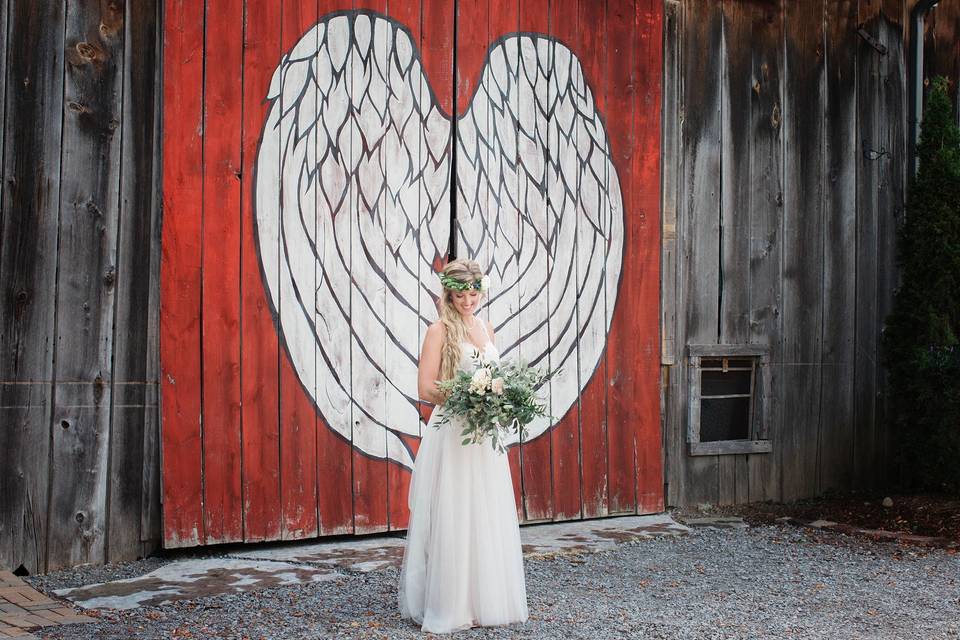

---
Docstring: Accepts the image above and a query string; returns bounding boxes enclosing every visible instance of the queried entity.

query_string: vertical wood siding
[662,0,954,507]
[0,1,163,574]
[2,0,959,572]
[159,0,663,547]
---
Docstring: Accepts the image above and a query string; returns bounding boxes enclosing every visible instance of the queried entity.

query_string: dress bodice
[459,341,500,373]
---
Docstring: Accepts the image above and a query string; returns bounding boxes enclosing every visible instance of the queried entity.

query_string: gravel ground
[30,524,960,639]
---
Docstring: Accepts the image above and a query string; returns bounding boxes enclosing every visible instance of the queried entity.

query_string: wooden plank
[141,0,164,553]
[632,0,664,514]
[745,0,782,505]
[548,0,583,522]
[160,0,205,547]
[277,0,320,541]
[0,0,64,574]
[817,0,858,494]
[780,0,824,502]
[876,0,906,486]
[312,0,353,538]
[576,0,610,520]
[110,0,163,562]
[486,0,524,520]
[516,0,554,522]
[661,0,684,507]
[689,440,772,456]
[853,0,882,491]
[382,0,423,533]
[240,0,282,543]
[603,0,641,513]
[200,0,245,545]
[718,0,752,507]
[677,0,723,507]
[346,8,388,536]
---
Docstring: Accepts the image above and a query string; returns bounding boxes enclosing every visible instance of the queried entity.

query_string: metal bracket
[857,25,888,55]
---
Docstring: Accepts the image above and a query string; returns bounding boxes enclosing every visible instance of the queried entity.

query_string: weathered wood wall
[0,1,163,574]
[661,0,960,507]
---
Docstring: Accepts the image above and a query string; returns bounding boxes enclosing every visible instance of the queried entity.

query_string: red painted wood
[277,0,321,541]
[160,0,205,547]
[604,0,637,513]
[574,0,611,519]
[632,0,665,513]
[239,0,283,543]
[548,0,585,522]
[200,0,245,546]
[314,0,355,537]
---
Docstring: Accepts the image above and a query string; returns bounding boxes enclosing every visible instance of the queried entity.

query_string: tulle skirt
[398,406,529,633]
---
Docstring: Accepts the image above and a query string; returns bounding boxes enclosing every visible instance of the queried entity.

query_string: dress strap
[481,318,493,343]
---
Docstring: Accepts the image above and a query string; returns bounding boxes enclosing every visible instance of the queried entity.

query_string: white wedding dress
[398,327,529,633]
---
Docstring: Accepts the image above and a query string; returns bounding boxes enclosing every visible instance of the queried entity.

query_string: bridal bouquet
[435,352,560,453]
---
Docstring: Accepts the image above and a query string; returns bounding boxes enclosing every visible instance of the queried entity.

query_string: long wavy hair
[437,259,486,381]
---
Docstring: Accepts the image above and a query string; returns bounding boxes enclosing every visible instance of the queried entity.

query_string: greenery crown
[439,272,489,292]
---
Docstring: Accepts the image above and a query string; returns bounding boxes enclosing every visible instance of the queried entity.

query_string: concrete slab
[53,558,339,611]
[56,514,688,611]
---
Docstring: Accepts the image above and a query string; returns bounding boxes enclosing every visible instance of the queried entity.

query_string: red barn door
[160,0,663,548]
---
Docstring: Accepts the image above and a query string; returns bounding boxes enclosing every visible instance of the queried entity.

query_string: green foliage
[882,77,960,491]
[435,355,559,453]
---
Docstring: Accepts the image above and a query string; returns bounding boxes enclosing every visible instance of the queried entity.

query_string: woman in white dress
[398,259,529,633]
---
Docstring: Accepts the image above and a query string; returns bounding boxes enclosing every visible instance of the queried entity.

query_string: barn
[1,0,958,575]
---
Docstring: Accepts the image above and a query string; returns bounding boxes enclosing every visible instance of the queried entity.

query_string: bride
[398,258,529,633]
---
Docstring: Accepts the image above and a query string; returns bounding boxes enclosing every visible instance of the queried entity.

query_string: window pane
[701,369,752,396]
[700,397,750,441]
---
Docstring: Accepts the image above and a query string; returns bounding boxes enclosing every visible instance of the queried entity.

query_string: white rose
[470,368,492,395]
[479,274,491,292]
[491,377,504,395]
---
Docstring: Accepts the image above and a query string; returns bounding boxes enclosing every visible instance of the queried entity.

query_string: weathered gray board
[661,0,920,507]
[0,0,163,574]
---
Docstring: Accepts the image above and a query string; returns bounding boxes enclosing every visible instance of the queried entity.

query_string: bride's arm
[417,323,446,405]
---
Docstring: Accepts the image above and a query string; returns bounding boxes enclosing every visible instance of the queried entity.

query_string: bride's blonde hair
[437,258,486,381]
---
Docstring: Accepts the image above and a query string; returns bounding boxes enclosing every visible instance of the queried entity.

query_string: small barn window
[686,345,772,456]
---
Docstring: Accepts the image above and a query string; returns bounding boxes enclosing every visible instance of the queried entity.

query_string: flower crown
[439,272,490,293]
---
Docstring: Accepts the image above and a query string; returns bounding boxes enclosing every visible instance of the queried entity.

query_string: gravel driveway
[30,523,960,639]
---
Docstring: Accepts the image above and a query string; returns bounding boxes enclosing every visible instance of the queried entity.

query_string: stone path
[52,514,690,611]
[0,570,93,638]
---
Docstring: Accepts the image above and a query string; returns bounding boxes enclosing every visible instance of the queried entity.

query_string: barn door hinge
[856,25,888,55]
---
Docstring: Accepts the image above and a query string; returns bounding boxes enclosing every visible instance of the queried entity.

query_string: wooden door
[160,0,663,548]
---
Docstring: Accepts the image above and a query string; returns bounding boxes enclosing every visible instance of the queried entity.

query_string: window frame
[686,344,773,456]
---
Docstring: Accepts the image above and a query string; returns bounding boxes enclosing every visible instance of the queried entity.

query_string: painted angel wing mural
[254,12,622,470]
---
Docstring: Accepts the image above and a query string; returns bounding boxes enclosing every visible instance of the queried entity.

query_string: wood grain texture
[677,0,723,507]
[632,0,665,514]
[745,0,782,505]
[0,0,66,575]
[876,0,906,487]
[111,0,163,564]
[516,0,555,523]
[239,0,283,542]
[48,0,125,571]
[853,0,882,491]
[780,0,824,502]
[201,0,245,545]
[818,0,858,494]
[577,0,610,520]
[278,0,321,541]
[160,0,206,547]
[604,0,642,514]
[549,0,583,522]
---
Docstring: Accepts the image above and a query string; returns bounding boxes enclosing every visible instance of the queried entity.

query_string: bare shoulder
[485,318,495,335]
[425,321,445,342]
